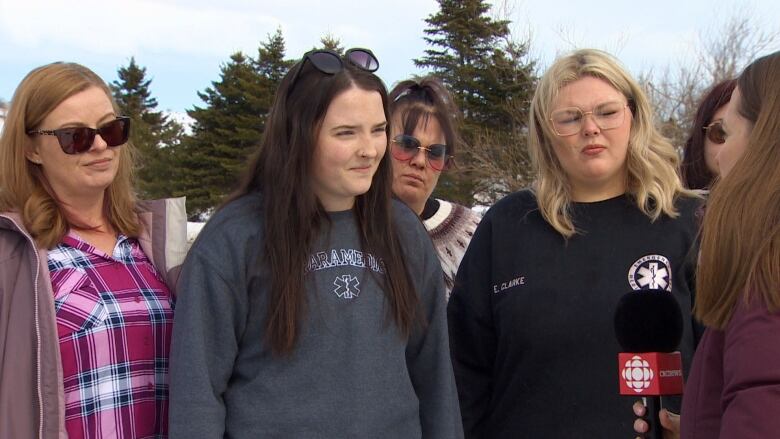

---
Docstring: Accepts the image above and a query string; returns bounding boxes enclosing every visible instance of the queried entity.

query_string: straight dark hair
[681,79,737,189]
[227,56,420,355]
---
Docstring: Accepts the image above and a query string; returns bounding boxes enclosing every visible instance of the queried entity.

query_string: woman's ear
[25,141,43,165]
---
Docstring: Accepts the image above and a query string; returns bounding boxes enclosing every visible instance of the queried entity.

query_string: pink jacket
[0,198,187,439]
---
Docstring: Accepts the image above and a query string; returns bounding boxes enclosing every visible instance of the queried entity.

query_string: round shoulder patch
[628,255,672,291]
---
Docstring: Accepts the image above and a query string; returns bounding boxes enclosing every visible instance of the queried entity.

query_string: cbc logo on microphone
[618,352,683,395]
[621,355,654,393]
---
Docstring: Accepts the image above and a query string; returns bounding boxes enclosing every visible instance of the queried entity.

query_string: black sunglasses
[288,48,379,92]
[702,120,726,145]
[391,134,452,171]
[27,116,131,155]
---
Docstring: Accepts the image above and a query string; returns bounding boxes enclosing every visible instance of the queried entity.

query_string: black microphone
[614,289,684,439]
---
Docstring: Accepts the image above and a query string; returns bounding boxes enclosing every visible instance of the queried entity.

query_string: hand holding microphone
[614,289,684,439]
[632,400,680,439]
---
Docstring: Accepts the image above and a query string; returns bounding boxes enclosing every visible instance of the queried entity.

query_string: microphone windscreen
[613,289,683,352]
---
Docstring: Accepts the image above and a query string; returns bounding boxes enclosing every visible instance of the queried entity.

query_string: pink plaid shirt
[49,232,174,438]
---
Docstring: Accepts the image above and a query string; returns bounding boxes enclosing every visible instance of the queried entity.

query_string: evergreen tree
[415,0,536,205]
[256,28,294,85]
[318,33,344,54]
[254,27,294,123]
[173,52,265,219]
[112,58,183,199]
[416,0,508,129]
[173,31,292,219]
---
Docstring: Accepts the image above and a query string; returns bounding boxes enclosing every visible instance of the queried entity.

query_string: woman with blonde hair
[0,62,185,438]
[448,49,701,437]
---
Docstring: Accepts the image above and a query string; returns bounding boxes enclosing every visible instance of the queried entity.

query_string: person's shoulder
[0,211,26,235]
[675,191,706,213]
[441,200,483,224]
[210,192,263,223]
[390,198,438,256]
[391,198,424,229]
[0,212,32,263]
[671,191,706,230]
[484,188,539,222]
[190,192,264,254]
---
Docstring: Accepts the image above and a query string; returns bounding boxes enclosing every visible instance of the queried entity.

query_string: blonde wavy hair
[0,62,140,248]
[528,49,694,237]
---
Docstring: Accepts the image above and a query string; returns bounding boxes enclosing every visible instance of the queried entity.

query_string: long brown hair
[695,51,780,328]
[0,62,139,248]
[228,54,420,355]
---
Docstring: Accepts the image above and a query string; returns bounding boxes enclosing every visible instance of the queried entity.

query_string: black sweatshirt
[447,190,701,438]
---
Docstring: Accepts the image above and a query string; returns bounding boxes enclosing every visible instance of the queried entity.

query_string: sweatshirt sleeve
[168,244,248,438]
[405,227,465,439]
[719,298,780,437]
[446,213,497,438]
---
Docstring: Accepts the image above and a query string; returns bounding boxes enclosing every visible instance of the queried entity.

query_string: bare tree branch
[699,9,780,83]
[641,10,779,150]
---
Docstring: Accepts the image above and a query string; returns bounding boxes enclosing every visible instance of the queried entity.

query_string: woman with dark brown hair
[168,49,462,438]
[388,77,480,297]
[680,79,737,190]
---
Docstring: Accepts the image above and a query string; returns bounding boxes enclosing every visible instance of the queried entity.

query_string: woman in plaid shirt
[0,62,187,438]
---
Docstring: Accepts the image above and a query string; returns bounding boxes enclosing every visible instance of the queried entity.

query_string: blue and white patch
[628,255,672,291]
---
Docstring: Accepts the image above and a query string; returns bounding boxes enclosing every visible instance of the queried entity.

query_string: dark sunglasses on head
[391,134,452,171]
[702,120,726,144]
[288,48,379,92]
[27,116,131,155]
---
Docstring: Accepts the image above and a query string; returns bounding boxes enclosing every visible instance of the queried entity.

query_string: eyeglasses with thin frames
[391,134,452,171]
[549,101,629,137]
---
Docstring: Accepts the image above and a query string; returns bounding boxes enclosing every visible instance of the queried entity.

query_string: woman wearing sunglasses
[169,49,462,438]
[388,77,480,298]
[447,49,702,438]
[0,62,186,438]
[633,50,780,439]
[681,79,737,190]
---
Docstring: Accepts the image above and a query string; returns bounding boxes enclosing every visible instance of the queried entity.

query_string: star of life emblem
[628,255,672,291]
[333,274,360,299]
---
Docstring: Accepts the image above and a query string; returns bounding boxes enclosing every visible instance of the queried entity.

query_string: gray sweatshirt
[169,193,463,438]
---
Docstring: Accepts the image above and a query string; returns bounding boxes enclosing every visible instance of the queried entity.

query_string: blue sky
[1,0,778,116]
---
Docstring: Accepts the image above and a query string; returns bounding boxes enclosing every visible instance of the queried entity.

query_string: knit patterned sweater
[421,199,482,299]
